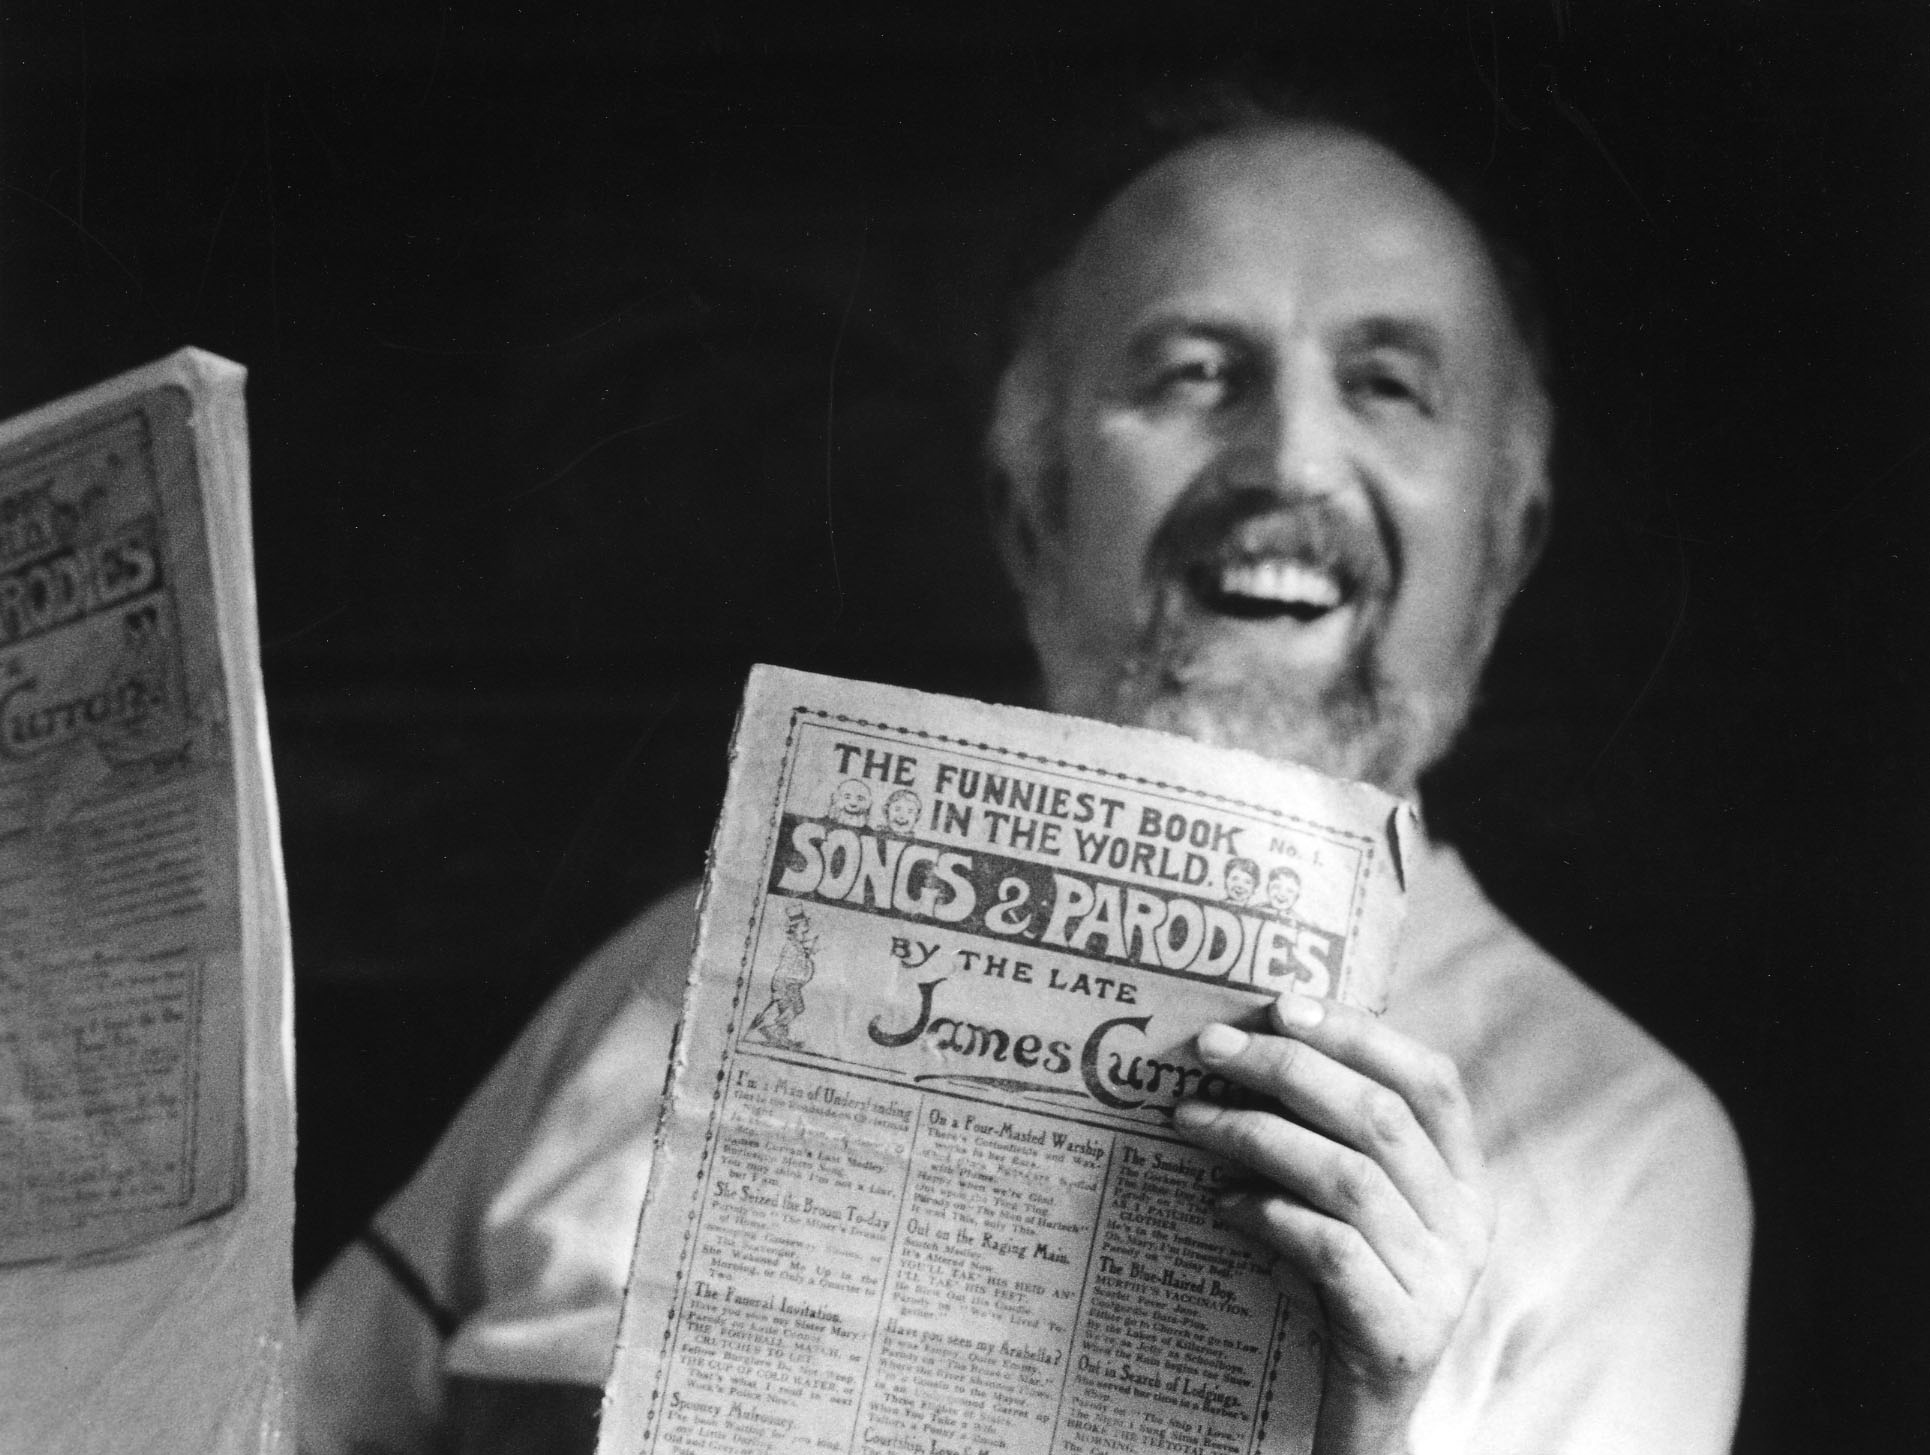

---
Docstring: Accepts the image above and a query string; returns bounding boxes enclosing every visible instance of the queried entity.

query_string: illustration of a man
[745,903,819,1051]
[829,778,871,825]
[1265,865,1302,918]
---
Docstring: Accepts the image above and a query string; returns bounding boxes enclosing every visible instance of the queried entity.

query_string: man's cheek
[1086,412,1205,501]
[1076,427,1199,562]
[1383,541,1503,678]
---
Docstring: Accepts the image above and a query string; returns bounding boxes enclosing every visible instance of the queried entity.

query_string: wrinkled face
[1003,127,1547,793]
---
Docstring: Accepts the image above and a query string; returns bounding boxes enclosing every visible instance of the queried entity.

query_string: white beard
[1026,482,1506,797]
[1072,619,1475,797]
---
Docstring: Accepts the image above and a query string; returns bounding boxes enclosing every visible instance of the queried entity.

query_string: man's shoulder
[575,879,703,1003]
[1397,845,1751,1453]
[432,881,701,1168]
[539,881,702,1062]
[405,882,705,1388]
[1392,841,1743,1197]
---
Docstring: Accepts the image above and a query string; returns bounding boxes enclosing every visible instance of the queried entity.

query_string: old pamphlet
[599,667,1414,1455]
[0,352,295,1452]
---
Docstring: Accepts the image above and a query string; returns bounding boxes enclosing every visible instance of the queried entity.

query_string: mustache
[1088,474,1469,792]
[1142,479,1397,597]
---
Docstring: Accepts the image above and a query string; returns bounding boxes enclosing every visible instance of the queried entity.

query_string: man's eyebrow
[1122,315,1253,363]
[1332,316,1447,364]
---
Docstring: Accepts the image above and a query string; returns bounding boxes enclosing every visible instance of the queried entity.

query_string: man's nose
[1221,369,1344,500]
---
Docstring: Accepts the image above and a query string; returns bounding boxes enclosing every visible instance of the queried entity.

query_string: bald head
[1071,126,1530,366]
[990,123,1552,793]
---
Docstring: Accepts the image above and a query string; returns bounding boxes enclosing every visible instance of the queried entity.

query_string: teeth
[1216,560,1343,609]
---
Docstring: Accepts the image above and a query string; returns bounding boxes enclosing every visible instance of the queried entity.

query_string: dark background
[5,3,1925,1449]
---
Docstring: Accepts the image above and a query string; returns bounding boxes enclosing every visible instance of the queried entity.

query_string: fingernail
[1171,1100,1213,1129]
[1196,1023,1249,1062]
[1276,994,1325,1032]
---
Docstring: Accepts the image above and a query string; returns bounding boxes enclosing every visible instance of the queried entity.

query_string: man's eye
[1341,360,1434,416]
[1145,353,1244,408]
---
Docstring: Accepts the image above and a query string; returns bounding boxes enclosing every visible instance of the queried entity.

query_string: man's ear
[1499,381,1554,591]
[986,462,1040,588]
[985,344,1064,595]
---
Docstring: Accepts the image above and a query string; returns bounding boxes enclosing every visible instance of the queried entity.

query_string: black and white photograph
[3,4,1925,1452]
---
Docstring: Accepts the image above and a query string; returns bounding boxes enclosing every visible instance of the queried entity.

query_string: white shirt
[297,837,1750,1453]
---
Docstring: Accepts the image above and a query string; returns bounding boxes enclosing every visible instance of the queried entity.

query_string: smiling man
[298,92,1750,1455]
[982,108,1749,1453]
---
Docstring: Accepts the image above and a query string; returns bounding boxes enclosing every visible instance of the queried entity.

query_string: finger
[1188,1023,1468,1236]
[1270,996,1483,1183]
[1172,1095,1438,1295]
[1213,1188,1414,1356]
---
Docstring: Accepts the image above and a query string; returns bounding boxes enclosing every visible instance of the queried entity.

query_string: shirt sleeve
[1458,1079,1753,1455]
[295,885,698,1455]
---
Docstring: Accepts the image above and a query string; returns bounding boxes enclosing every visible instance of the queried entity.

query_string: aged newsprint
[0,351,296,1453]
[599,667,1415,1455]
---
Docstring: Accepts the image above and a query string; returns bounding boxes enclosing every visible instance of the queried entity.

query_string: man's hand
[1172,995,1494,1455]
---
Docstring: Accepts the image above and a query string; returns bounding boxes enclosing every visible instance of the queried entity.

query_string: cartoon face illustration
[1266,866,1302,914]
[883,789,921,835]
[1223,857,1260,905]
[830,778,872,825]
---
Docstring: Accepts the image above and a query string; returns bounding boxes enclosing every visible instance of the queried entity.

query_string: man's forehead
[1062,125,1506,342]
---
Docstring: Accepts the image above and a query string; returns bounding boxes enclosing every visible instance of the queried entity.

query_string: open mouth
[1148,487,1388,647]
[1186,556,1353,623]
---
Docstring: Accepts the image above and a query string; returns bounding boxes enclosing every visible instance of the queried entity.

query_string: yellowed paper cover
[0,351,295,1453]
[599,665,1414,1455]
